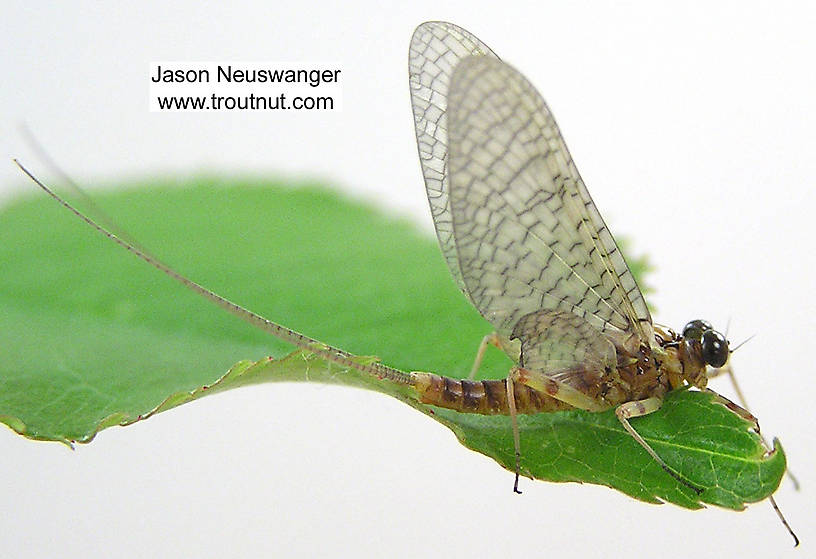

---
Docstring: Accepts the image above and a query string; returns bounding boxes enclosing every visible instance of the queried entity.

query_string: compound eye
[701,330,729,368]
[682,319,713,341]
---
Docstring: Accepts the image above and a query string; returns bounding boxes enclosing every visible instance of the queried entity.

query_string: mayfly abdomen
[412,372,574,415]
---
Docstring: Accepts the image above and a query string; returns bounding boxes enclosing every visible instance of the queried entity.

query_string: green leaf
[428,388,784,510]
[0,179,785,508]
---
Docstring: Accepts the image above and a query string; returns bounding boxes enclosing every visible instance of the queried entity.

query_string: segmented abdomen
[411,372,575,415]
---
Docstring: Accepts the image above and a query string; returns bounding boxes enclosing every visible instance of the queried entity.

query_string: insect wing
[446,55,653,353]
[512,309,616,382]
[409,21,500,299]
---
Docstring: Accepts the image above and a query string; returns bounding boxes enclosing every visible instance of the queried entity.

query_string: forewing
[446,55,652,350]
[409,22,499,298]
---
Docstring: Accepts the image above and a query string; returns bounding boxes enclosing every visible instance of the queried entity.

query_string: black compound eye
[701,329,729,368]
[682,319,713,341]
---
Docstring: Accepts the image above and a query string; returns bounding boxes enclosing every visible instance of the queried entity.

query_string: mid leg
[616,398,703,494]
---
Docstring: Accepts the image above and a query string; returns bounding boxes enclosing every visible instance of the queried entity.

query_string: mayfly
[407,19,711,488]
[407,21,797,544]
[14,20,795,545]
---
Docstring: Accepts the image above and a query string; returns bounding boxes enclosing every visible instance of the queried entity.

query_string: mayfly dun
[407,21,797,544]
[14,20,796,546]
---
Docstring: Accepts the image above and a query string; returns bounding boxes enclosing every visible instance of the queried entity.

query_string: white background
[2,1,814,557]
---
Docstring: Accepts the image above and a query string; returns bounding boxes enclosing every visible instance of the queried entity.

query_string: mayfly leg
[704,387,799,546]
[14,159,415,388]
[471,332,523,493]
[708,365,800,490]
[464,332,524,493]
[505,373,522,494]
[615,398,703,494]
[708,363,750,410]
[468,332,502,380]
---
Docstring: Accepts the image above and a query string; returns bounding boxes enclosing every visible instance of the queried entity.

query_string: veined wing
[409,21,499,299]
[512,309,616,394]
[446,55,652,352]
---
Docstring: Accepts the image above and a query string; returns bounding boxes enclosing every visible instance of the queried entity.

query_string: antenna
[730,334,756,354]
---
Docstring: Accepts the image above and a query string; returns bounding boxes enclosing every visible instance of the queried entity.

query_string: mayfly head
[680,319,730,388]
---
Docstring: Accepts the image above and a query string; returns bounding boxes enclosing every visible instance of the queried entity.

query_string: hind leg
[468,332,502,380]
